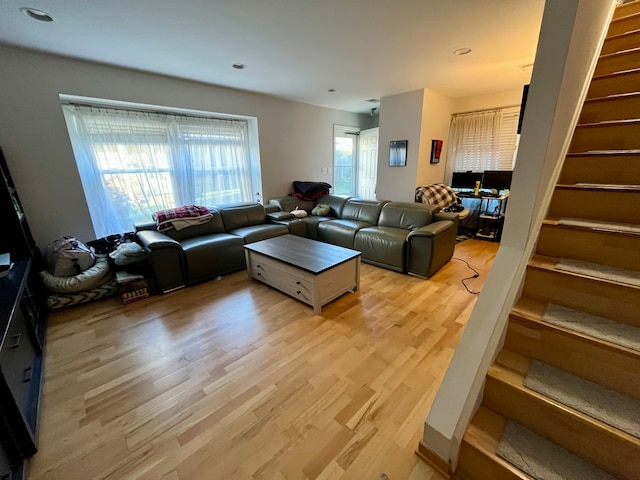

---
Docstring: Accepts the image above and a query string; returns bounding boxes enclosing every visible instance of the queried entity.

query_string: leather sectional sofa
[267,194,459,278]
[136,194,458,293]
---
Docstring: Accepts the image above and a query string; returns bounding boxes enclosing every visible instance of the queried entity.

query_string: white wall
[453,88,525,114]
[376,88,454,201]
[0,44,370,247]
[416,89,455,187]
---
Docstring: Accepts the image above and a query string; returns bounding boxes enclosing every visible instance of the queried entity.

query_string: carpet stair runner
[454,2,640,478]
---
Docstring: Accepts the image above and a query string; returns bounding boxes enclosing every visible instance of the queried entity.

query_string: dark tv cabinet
[0,146,47,480]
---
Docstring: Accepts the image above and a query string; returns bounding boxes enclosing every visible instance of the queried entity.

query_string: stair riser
[456,442,525,480]
[608,14,640,37]
[484,374,639,480]
[505,316,640,400]
[548,189,640,224]
[560,154,640,185]
[522,267,640,327]
[601,30,640,55]
[595,49,640,76]
[579,95,640,123]
[613,2,640,20]
[588,69,640,98]
[537,225,640,272]
[570,122,640,152]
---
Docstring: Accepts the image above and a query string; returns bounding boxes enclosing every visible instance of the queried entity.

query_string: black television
[451,171,483,189]
[482,170,513,191]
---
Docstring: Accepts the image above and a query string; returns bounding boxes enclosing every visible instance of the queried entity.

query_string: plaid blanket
[415,184,458,209]
[153,205,212,232]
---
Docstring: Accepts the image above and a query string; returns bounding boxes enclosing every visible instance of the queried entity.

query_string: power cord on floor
[452,257,481,295]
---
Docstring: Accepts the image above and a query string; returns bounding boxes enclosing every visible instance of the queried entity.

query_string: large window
[447,107,520,175]
[61,102,260,237]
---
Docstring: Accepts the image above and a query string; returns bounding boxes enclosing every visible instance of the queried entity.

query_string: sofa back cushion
[220,203,267,231]
[165,208,226,241]
[268,196,315,213]
[341,199,387,225]
[314,194,350,218]
[378,202,439,230]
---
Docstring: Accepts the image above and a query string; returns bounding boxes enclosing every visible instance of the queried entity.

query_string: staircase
[455,2,640,479]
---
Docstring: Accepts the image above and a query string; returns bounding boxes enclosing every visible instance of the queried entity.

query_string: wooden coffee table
[244,235,361,314]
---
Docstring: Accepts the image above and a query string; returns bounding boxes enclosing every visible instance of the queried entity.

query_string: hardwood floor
[28,239,498,480]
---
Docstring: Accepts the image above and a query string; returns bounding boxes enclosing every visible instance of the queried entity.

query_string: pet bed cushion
[46,277,118,311]
[40,256,112,293]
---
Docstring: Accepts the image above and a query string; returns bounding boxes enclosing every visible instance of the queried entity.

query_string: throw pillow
[312,204,330,216]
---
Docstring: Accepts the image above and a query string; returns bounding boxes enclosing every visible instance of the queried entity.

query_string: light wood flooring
[28,239,498,480]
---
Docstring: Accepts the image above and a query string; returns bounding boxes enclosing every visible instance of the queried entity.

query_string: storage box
[116,271,150,304]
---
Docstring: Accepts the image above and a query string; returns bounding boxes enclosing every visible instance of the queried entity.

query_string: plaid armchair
[415,184,458,209]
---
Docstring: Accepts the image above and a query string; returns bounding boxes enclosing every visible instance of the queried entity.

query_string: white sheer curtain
[62,104,254,237]
[445,109,503,181]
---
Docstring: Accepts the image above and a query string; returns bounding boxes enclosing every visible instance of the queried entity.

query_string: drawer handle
[22,366,32,383]
[296,290,301,295]
[10,333,21,349]
[256,264,264,270]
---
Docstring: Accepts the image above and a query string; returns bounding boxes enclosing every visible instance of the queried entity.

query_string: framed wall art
[430,139,443,164]
[389,140,407,167]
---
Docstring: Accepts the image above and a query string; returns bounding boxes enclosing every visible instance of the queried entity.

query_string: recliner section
[136,203,288,292]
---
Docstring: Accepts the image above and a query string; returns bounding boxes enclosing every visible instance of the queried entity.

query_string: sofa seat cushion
[354,226,407,272]
[300,215,334,240]
[181,233,245,284]
[229,224,288,244]
[318,219,372,249]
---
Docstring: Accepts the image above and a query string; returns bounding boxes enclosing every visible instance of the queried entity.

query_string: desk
[455,192,509,241]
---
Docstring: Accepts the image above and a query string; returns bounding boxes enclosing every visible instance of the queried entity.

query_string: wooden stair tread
[510,298,640,357]
[598,45,640,60]
[555,183,640,192]
[541,218,640,236]
[605,27,640,42]
[542,216,640,237]
[583,91,640,103]
[458,407,532,480]
[528,254,640,289]
[591,66,640,81]
[613,1,640,20]
[564,151,640,157]
[576,118,640,127]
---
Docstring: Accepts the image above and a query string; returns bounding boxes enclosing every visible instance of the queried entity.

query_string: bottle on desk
[473,180,481,196]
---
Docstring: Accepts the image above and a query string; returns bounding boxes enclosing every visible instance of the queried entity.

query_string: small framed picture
[389,140,407,167]
[430,139,443,164]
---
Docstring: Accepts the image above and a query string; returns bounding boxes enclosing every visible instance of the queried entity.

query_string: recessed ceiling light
[519,63,534,71]
[20,7,53,22]
[366,98,380,103]
[328,88,336,93]
[453,47,472,56]
[232,63,246,70]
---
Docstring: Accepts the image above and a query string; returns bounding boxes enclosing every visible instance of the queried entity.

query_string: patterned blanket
[153,205,212,232]
[415,184,458,209]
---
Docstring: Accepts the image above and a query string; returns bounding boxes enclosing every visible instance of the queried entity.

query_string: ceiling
[0,0,545,114]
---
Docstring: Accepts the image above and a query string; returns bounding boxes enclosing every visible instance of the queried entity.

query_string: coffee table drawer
[250,253,314,304]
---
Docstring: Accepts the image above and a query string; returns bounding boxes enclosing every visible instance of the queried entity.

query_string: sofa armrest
[433,211,460,231]
[406,220,456,278]
[267,211,296,221]
[137,230,182,250]
[408,220,454,239]
[136,230,186,293]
